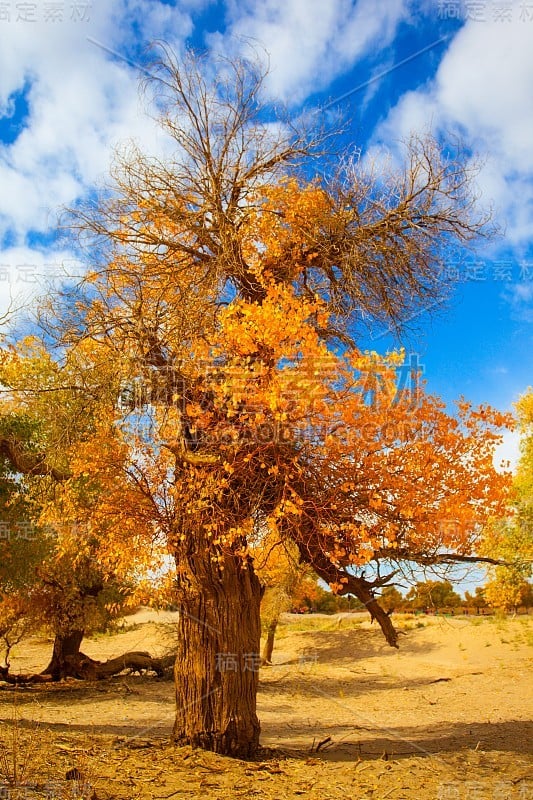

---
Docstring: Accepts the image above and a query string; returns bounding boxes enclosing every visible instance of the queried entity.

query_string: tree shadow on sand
[270,626,436,666]
[2,716,531,763]
[261,718,533,760]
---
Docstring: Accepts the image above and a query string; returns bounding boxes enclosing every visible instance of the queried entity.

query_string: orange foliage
[67,257,512,585]
[1,180,513,638]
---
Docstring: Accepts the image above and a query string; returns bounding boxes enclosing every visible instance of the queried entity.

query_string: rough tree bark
[172,541,263,759]
[41,630,85,680]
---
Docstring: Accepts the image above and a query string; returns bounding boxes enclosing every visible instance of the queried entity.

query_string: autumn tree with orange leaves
[252,530,311,664]
[16,48,513,756]
[482,388,533,611]
[0,338,170,681]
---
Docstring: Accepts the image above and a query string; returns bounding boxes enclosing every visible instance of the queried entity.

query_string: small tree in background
[0,340,163,679]
[464,586,488,612]
[483,388,533,612]
[405,580,462,612]
[379,586,405,613]
[520,582,533,611]
[254,535,310,663]
[484,572,531,613]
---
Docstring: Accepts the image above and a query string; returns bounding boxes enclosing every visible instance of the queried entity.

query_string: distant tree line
[289,578,533,615]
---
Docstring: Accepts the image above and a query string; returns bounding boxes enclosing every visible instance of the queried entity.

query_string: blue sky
[0,0,531,471]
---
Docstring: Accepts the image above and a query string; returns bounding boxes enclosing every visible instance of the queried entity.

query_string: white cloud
[2,0,532,321]
[212,0,411,104]
[373,7,533,246]
[0,0,414,252]
[0,245,82,317]
[494,429,521,473]
[436,19,533,167]
[503,281,533,323]
[0,0,199,314]
[0,1,194,243]
[510,283,533,303]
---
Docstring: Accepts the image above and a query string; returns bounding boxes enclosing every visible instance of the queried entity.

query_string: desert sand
[0,611,531,799]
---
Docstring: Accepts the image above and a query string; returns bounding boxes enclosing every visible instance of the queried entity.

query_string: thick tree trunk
[172,547,263,758]
[41,630,85,680]
[261,617,278,665]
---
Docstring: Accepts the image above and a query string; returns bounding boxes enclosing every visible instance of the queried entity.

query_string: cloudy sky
[0,0,531,465]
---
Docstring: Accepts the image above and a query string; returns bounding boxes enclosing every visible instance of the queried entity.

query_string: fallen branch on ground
[0,652,175,683]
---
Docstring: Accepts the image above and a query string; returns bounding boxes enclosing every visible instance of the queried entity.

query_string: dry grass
[0,694,98,799]
[0,692,46,789]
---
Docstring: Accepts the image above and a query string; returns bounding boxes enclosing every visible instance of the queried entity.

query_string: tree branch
[378,549,528,568]
[0,437,69,481]
[295,540,399,648]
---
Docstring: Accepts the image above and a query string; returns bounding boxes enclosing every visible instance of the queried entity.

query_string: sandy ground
[0,611,531,800]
